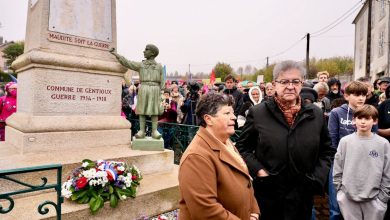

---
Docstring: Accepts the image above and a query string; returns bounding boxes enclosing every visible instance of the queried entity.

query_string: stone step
[0,143,174,196]
[0,166,180,220]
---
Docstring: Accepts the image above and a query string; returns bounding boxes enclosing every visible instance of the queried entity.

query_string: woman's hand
[257,169,269,177]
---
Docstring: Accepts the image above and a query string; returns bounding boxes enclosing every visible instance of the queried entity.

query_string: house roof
[0,41,14,51]
[352,1,367,24]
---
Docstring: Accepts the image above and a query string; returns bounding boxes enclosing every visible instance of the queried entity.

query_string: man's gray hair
[273,60,306,80]
[313,82,329,93]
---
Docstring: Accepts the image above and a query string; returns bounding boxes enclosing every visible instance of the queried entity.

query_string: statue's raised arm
[110,48,142,72]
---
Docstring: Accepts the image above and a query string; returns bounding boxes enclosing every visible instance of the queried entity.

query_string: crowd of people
[121,74,276,129]
[121,60,390,219]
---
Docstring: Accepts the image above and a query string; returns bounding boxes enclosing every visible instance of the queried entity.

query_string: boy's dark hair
[224,74,236,82]
[344,81,368,96]
[163,89,171,94]
[353,104,378,121]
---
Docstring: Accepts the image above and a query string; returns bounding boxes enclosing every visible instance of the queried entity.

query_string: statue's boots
[151,117,162,139]
[151,130,161,139]
[135,130,146,139]
[135,117,146,138]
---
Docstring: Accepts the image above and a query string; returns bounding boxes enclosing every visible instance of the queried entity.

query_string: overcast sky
[1,0,362,75]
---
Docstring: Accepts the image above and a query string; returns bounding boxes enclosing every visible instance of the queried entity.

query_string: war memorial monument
[0,0,179,219]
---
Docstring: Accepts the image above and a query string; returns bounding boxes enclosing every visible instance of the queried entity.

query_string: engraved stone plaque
[48,0,112,42]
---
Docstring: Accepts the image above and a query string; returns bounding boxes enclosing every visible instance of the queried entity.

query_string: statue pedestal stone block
[132,137,164,151]
[6,0,131,152]
[1,1,179,218]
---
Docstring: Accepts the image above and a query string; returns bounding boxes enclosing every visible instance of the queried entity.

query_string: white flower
[89,180,97,186]
[123,176,132,187]
[61,188,72,198]
[82,162,89,168]
[61,180,73,198]
[96,171,107,178]
[133,165,141,175]
[117,166,125,172]
[82,169,97,180]
[121,195,127,200]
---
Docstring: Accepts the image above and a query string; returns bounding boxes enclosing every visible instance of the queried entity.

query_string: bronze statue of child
[110,44,164,139]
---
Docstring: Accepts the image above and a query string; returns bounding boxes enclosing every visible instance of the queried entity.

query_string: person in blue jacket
[327,81,378,220]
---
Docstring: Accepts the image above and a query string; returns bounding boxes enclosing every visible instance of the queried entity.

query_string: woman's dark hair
[196,93,234,127]
[327,78,341,90]
[330,97,347,109]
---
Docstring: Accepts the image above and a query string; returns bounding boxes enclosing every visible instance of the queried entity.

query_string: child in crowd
[333,105,390,219]
[327,81,370,220]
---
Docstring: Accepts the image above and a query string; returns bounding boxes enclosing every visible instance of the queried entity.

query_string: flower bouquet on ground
[61,159,142,214]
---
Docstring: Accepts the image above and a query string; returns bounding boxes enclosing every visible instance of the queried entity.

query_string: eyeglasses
[275,79,302,86]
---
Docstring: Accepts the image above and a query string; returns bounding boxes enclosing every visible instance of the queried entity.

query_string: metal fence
[129,119,242,164]
[0,164,63,220]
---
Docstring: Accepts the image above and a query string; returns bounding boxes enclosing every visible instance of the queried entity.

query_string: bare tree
[244,65,253,74]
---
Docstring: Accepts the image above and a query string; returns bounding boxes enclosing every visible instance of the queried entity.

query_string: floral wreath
[62,159,142,214]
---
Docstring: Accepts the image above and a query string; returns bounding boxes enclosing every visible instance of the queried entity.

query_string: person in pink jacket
[0,82,17,141]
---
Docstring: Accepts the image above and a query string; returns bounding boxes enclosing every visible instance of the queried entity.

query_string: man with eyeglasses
[237,60,335,220]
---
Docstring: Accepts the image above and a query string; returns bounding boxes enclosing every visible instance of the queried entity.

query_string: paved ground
[143,196,330,220]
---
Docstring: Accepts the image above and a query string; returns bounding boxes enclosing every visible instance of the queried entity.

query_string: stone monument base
[5,113,131,153]
[0,143,179,220]
[132,137,164,151]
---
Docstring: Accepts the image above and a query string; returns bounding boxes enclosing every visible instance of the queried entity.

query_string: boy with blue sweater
[327,81,371,219]
[333,105,390,219]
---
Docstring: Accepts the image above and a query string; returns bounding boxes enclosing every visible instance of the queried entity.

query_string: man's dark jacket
[223,87,244,116]
[236,98,335,194]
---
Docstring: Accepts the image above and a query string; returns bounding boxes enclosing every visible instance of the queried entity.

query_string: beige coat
[179,127,260,220]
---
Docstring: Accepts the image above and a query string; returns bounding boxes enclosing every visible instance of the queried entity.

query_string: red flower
[76,177,88,189]
[131,175,138,180]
